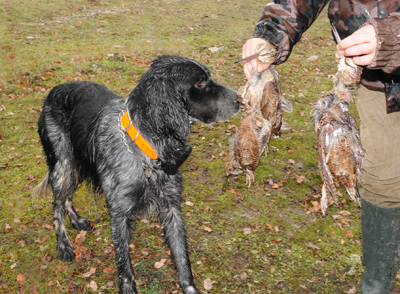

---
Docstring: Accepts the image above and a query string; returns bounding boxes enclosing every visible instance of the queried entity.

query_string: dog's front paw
[57,240,75,262]
[182,285,200,294]
[119,282,137,294]
[70,216,93,232]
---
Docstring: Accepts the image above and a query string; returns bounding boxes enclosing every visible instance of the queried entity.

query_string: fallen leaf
[106,281,114,288]
[344,231,354,238]
[203,278,212,290]
[243,228,252,235]
[296,175,305,184]
[240,272,247,280]
[44,224,53,230]
[271,183,279,189]
[92,229,102,236]
[208,46,220,53]
[10,263,17,269]
[73,230,87,247]
[348,286,357,294]
[203,226,213,233]
[185,201,194,207]
[89,280,98,292]
[154,259,167,269]
[82,267,96,278]
[102,267,116,273]
[305,242,320,250]
[287,159,295,165]
[13,218,21,223]
[56,264,68,271]
[340,210,352,216]
[341,239,345,245]
[16,273,26,284]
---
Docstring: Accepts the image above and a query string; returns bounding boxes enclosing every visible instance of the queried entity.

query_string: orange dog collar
[121,111,158,160]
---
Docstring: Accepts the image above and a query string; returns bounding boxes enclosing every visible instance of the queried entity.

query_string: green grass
[1,0,398,293]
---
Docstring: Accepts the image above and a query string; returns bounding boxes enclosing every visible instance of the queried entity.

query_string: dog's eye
[195,81,206,88]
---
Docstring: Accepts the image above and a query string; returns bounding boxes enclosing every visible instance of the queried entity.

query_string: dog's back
[38,81,124,176]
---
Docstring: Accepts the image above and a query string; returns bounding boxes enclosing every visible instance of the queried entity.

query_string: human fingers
[336,25,377,57]
[339,42,376,58]
[242,38,267,78]
[257,63,271,73]
[352,53,375,66]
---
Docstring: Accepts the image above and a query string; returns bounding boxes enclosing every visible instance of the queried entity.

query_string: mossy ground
[1,1,399,293]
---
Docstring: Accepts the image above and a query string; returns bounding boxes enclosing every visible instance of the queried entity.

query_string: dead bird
[227,42,293,185]
[314,95,364,214]
[313,28,364,214]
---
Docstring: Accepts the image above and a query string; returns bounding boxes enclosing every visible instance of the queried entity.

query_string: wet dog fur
[34,55,239,294]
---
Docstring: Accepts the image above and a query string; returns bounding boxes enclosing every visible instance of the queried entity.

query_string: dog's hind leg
[49,159,79,262]
[158,193,200,294]
[65,191,93,232]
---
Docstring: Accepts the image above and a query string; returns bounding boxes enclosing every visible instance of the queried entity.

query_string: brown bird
[313,53,364,214]
[227,42,292,185]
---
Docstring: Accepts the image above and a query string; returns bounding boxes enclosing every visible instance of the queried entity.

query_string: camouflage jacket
[253,0,400,95]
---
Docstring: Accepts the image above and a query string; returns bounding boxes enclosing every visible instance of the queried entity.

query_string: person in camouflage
[241,1,400,293]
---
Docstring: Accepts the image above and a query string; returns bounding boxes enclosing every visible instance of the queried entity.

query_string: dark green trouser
[360,198,400,294]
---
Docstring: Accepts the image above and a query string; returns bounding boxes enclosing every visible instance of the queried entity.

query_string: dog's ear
[145,78,192,174]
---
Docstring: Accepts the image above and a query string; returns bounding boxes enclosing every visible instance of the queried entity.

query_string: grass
[1,0,399,293]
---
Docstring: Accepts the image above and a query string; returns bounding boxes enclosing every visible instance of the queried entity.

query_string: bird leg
[245,169,255,187]
[320,184,328,215]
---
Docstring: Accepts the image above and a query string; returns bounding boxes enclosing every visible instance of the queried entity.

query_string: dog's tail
[32,172,52,201]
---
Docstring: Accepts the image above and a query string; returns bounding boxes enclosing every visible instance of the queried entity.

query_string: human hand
[336,25,377,66]
[242,38,271,79]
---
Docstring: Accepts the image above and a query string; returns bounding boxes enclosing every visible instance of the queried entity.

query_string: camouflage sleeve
[365,14,400,74]
[253,0,331,64]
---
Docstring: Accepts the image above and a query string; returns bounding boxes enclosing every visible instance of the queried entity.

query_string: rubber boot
[360,198,400,294]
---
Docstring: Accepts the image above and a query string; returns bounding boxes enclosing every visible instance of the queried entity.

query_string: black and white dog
[34,55,238,294]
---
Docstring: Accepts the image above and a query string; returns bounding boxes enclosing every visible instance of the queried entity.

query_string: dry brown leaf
[102,267,116,273]
[82,267,96,278]
[305,242,320,250]
[203,278,212,290]
[16,273,26,284]
[154,259,167,269]
[73,231,87,247]
[344,231,354,238]
[89,280,98,292]
[13,218,21,223]
[340,210,352,216]
[341,239,345,245]
[56,264,68,271]
[243,228,252,235]
[240,272,247,280]
[348,286,357,294]
[296,175,305,184]
[271,183,279,189]
[92,229,102,236]
[203,226,213,233]
[44,224,53,230]
[185,201,194,207]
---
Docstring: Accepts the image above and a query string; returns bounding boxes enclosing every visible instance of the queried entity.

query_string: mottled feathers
[227,42,292,185]
[313,56,364,214]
